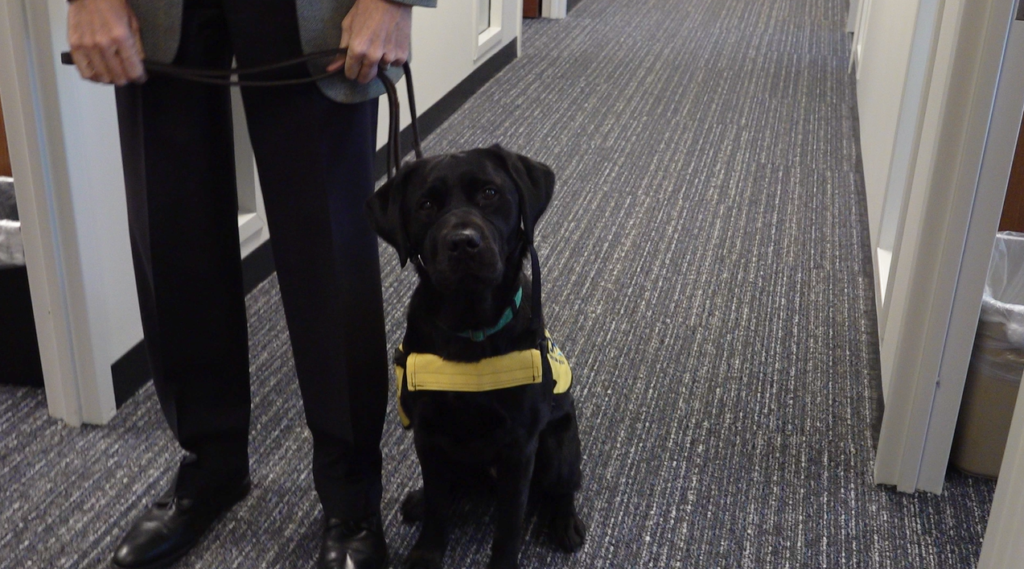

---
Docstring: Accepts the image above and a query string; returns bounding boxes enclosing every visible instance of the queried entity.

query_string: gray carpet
[0,0,999,567]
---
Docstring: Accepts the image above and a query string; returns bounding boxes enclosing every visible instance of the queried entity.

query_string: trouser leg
[222,0,389,521]
[115,0,249,497]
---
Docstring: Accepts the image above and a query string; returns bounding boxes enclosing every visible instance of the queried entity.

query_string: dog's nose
[446,229,482,254]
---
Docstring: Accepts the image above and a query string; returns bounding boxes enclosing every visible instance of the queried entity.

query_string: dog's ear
[365,165,416,268]
[485,144,555,240]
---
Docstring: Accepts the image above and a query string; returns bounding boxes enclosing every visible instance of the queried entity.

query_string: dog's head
[366,145,554,292]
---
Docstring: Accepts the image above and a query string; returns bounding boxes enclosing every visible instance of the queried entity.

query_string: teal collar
[455,287,523,342]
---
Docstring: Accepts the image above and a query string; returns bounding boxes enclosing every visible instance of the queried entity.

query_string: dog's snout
[446,229,483,254]
[427,209,503,288]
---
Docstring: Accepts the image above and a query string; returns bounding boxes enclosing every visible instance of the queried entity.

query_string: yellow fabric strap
[395,334,572,427]
[406,349,542,391]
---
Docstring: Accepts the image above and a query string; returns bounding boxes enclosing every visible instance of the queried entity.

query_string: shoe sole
[110,479,252,569]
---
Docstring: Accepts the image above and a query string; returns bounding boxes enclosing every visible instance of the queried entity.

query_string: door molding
[541,0,566,19]
[0,0,91,426]
[874,0,1022,492]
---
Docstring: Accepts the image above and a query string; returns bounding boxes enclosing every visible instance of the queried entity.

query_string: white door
[868,0,1024,493]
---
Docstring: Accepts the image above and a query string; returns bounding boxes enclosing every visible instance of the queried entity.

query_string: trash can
[0,176,44,388]
[950,231,1024,479]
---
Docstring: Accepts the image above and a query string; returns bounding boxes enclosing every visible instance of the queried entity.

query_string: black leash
[61,49,546,361]
[60,48,422,179]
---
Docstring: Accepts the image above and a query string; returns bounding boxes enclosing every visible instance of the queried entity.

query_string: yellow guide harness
[395,333,572,428]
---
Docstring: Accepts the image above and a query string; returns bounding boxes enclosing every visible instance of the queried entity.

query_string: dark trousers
[114,0,389,521]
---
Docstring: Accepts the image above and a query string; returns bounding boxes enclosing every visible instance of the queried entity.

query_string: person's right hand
[68,0,146,86]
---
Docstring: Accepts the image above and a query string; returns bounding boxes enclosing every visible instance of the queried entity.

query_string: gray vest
[128,0,435,103]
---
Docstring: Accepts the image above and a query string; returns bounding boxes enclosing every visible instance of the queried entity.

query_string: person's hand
[67,0,146,86]
[327,0,412,84]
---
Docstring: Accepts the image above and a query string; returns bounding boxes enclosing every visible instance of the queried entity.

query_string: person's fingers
[344,49,362,82]
[86,46,114,83]
[123,13,147,82]
[357,48,384,83]
[333,0,411,81]
[380,31,398,68]
[67,3,91,80]
[330,13,352,73]
[119,48,146,83]
[385,16,410,66]
[68,0,144,84]
[103,44,129,86]
[347,42,383,83]
[359,62,378,83]
[344,34,374,81]
[326,54,346,73]
[386,36,408,67]
[68,14,98,80]
[130,12,145,59]
[394,41,409,66]
[346,27,385,83]
[117,34,146,83]
[103,19,139,85]
[70,50,94,81]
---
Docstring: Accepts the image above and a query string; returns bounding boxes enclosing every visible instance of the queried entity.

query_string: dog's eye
[417,199,435,212]
[481,187,498,200]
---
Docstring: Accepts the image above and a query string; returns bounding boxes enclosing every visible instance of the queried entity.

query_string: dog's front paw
[405,548,443,569]
[401,488,425,523]
[549,512,586,552]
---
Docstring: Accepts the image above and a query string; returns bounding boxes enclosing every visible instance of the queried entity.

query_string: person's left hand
[327,0,412,84]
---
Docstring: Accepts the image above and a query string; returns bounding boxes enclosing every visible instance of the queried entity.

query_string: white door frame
[873,0,1023,493]
[872,0,946,346]
[0,0,92,426]
[1,0,270,426]
[541,0,567,19]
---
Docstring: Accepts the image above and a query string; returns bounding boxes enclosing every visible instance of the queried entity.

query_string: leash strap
[60,48,422,179]
[62,50,548,371]
[530,242,553,390]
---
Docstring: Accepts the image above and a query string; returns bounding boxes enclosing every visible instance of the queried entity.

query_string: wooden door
[0,89,11,177]
[999,116,1024,232]
[524,0,540,18]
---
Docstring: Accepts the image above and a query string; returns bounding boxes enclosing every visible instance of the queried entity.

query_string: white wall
[3,0,521,425]
[375,0,520,147]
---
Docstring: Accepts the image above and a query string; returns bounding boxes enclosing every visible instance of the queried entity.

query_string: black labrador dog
[366,145,586,569]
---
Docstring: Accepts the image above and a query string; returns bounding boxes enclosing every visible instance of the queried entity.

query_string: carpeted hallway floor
[0,0,999,567]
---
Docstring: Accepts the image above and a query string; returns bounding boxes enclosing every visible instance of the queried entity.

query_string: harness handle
[59,48,423,180]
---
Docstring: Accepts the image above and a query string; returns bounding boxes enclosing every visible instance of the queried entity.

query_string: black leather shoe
[111,478,251,569]
[317,515,387,569]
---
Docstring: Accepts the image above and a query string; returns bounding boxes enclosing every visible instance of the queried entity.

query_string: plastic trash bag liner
[0,219,23,268]
[0,177,23,268]
[976,231,1024,383]
[0,177,16,221]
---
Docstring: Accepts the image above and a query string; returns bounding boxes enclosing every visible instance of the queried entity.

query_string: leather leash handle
[59,49,423,179]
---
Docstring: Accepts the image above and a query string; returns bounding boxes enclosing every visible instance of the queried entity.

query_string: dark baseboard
[241,238,276,296]
[567,0,584,13]
[111,341,149,408]
[110,44,517,408]
[373,40,519,179]
[111,239,276,408]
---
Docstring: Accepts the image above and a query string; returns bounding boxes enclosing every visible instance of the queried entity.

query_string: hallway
[0,0,997,567]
